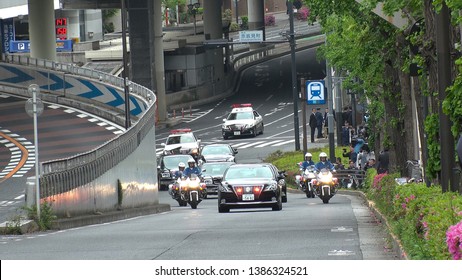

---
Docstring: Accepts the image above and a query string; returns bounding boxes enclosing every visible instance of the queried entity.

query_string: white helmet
[178,162,185,168]
[305,152,312,158]
[319,152,327,158]
[187,158,196,165]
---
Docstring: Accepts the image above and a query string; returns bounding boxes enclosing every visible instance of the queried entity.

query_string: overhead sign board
[9,40,73,53]
[1,18,15,53]
[306,80,326,105]
[239,30,263,43]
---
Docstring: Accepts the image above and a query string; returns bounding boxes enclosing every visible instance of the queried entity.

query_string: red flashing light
[232,103,252,108]
[170,128,192,134]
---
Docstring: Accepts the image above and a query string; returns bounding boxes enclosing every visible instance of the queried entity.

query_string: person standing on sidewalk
[315,108,323,138]
[309,108,317,143]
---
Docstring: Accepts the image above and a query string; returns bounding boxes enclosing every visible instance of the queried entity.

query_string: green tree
[304,0,461,183]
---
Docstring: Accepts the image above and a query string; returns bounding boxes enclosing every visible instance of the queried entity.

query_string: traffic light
[293,0,302,9]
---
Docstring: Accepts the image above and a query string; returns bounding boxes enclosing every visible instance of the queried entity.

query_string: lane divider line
[0,132,31,183]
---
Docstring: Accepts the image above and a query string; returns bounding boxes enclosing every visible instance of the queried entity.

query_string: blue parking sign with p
[306,80,325,105]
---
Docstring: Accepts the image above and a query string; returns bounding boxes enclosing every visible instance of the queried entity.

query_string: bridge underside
[60,0,121,9]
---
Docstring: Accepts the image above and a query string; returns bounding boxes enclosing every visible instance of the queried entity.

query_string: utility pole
[435,3,455,192]
[326,60,335,163]
[288,1,300,151]
[301,77,307,154]
[121,0,131,129]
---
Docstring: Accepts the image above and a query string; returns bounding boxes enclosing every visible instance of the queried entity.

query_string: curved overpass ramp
[0,55,165,219]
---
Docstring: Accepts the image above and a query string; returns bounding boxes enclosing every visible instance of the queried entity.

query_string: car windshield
[166,134,195,145]
[202,162,234,176]
[162,156,193,169]
[225,166,273,180]
[201,146,231,155]
[227,112,253,120]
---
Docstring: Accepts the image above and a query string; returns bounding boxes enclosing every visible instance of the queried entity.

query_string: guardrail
[232,31,325,72]
[1,54,156,198]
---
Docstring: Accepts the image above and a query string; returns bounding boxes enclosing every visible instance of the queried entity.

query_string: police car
[161,128,201,161]
[221,104,264,140]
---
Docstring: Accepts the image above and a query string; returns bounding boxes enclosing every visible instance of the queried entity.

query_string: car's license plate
[234,131,241,135]
[161,173,170,178]
[242,194,254,201]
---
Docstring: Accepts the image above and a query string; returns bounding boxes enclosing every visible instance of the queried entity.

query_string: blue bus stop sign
[306,80,325,105]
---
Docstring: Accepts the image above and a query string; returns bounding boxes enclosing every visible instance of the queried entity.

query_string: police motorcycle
[310,152,339,204]
[295,163,316,198]
[311,168,339,204]
[169,173,206,209]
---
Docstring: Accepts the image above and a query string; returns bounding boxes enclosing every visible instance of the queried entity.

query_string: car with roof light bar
[162,128,201,161]
[221,104,264,140]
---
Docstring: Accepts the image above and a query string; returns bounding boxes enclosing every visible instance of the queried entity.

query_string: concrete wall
[47,125,158,217]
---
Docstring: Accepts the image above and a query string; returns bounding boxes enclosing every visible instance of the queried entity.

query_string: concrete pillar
[63,10,80,42]
[28,0,56,61]
[151,0,167,122]
[203,0,223,39]
[83,10,103,41]
[248,0,265,38]
[203,0,225,85]
[127,1,151,89]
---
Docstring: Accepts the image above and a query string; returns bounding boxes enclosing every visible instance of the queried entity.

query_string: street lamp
[187,1,200,35]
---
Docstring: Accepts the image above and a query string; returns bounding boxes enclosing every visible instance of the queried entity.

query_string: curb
[337,189,408,260]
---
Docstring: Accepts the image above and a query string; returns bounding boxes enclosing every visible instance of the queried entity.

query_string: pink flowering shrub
[372,173,387,190]
[446,220,462,260]
[265,14,275,26]
[296,7,310,21]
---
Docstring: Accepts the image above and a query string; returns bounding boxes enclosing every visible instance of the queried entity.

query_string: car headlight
[219,182,232,192]
[264,183,278,191]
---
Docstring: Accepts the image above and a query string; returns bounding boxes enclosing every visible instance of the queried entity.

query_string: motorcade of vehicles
[157,154,195,190]
[201,161,235,197]
[295,163,316,198]
[169,174,206,209]
[311,168,339,204]
[161,128,201,162]
[221,104,264,140]
[217,163,284,213]
[199,143,238,164]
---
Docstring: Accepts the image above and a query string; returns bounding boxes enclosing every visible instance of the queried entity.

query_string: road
[0,46,397,260]
[0,189,395,260]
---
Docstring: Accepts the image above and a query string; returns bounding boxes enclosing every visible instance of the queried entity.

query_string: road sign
[239,30,263,42]
[306,80,326,105]
[25,98,44,117]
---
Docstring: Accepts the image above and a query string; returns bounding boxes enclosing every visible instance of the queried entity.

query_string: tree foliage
[304,0,461,182]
